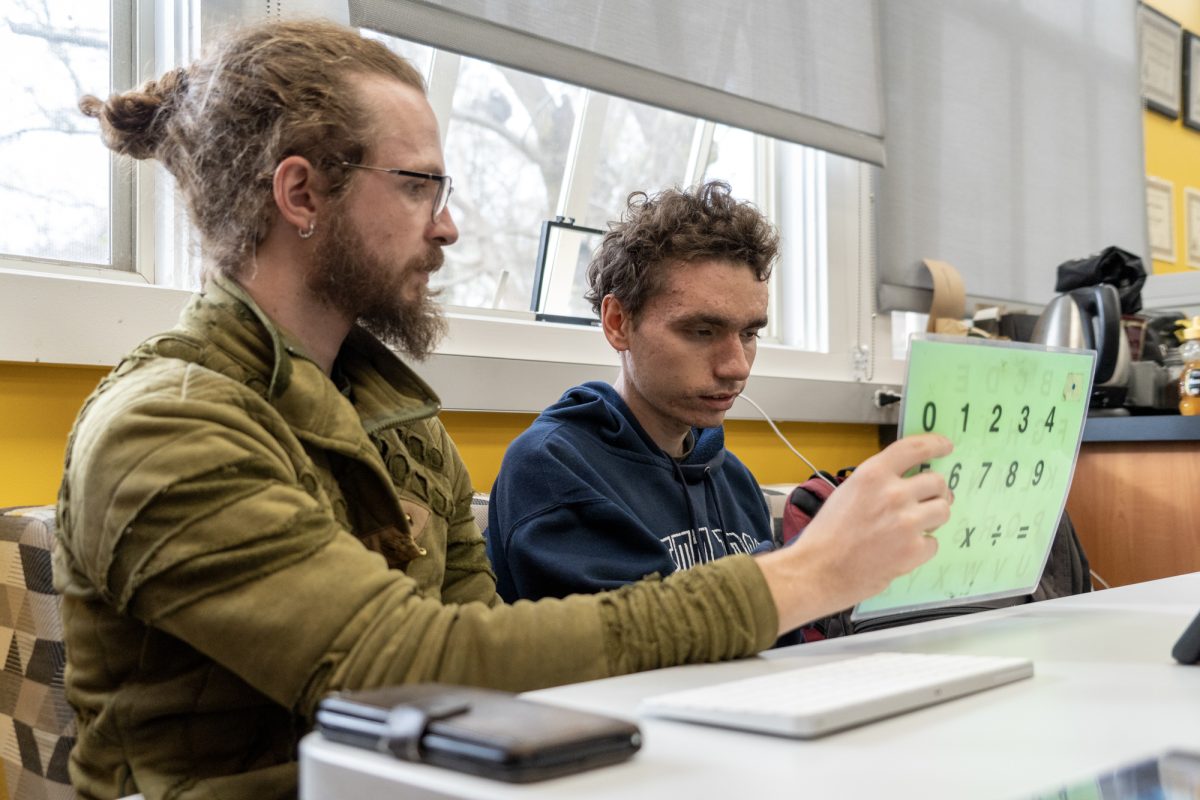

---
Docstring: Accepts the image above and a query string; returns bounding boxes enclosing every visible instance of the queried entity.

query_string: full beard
[308,212,448,360]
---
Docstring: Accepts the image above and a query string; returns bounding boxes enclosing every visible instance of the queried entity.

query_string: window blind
[348,0,886,165]
[874,0,1148,312]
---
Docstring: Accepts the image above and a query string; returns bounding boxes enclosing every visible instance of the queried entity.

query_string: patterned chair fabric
[469,493,490,536]
[0,507,75,800]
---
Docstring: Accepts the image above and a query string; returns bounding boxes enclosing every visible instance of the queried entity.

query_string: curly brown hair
[78,19,424,280]
[584,181,779,320]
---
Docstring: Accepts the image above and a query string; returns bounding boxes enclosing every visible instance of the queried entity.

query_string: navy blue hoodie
[487,381,774,602]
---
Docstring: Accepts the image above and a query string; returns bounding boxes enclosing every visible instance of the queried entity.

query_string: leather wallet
[315,683,642,783]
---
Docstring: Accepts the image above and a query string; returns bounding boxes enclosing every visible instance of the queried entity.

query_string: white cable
[1089,569,1111,591]
[736,393,838,490]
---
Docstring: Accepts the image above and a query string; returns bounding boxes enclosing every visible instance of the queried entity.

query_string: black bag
[785,477,1092,640]
[1054,245,1147,315]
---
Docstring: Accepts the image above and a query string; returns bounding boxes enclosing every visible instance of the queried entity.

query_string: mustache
[417,247,444,274]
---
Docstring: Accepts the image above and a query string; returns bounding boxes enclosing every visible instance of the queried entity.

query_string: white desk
[300,573,1200,800]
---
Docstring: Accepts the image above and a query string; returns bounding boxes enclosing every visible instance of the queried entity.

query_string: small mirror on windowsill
[531,217,605,327]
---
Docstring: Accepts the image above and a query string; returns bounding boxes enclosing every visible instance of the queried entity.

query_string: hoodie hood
[541,381,727,475]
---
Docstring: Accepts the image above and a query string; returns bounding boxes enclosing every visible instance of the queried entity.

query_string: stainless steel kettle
[1030,283,1130,408]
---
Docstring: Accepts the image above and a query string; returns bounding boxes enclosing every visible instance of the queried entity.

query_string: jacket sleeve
[59,385,778,721]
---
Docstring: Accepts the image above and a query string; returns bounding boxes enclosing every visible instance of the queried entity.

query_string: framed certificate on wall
[1139,3,1182,119]
[1184,32,1200,130]
[1186,187,1200,269]
[1147,176,1176,263]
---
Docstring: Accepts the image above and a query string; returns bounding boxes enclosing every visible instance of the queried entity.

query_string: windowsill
[0,267,902,423]
[0,267,192,366]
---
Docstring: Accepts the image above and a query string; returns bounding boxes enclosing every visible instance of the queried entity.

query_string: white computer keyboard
[639,651,1033,739]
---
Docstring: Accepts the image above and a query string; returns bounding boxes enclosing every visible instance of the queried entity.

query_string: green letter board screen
[853,335,1096,621]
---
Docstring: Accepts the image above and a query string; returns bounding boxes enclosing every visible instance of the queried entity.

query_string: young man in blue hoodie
[488,181,789,601]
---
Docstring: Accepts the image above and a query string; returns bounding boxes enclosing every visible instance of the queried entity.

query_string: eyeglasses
[339,162,454,223]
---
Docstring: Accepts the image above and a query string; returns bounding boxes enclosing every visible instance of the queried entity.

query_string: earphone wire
[737,393,839,490]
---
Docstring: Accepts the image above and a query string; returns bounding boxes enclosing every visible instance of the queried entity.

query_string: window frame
[0,3,905,425]
[0,0,149,282]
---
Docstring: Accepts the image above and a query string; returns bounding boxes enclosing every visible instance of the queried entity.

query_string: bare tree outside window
[1,0,111,267]
[705,125,758,204]
[440,57,584,311]
[434,61,704,314]
[581,98,696,231]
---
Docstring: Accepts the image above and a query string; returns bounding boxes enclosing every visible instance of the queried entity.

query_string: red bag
[782,469,853,643]
[782,469,852,545]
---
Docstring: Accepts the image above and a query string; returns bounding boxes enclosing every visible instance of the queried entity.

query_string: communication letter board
[853,335,1096,621]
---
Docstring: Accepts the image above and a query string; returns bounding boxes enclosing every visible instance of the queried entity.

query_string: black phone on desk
[1172,609,1200,664]
[315,684,641,783]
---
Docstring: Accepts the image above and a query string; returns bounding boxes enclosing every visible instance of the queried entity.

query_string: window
[440,53,586,311]
[577,96,697,232]
[370,30,835,353]
[0,5,901,423]
[0,0,131,272]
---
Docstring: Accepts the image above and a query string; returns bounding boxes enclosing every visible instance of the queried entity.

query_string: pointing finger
[906,470,953,502]
[873,434,954,475]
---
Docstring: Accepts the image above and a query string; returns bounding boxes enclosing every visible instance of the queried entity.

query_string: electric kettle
[1030,283,1130,408]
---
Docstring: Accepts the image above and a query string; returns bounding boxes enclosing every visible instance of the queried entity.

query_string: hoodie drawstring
[670,458,708,562]
[704,468,731,558]
[673,453,737,564]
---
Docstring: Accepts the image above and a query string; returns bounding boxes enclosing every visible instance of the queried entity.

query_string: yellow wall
[722,419,879,486]
[452,412,881,492]
[0,361,879,507]
[440,411,537,491]
[0,362,108,506]
[1144,0,1200,275]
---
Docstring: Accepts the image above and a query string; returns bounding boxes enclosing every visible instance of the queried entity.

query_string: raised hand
[756,433,954,634]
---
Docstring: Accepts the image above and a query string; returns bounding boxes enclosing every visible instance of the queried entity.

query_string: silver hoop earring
[298,220,316,239]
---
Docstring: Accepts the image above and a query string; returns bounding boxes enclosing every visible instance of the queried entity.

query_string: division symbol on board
[991,525,1002,546]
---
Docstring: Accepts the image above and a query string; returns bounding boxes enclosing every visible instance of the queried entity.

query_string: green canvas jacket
[53,275,778,800]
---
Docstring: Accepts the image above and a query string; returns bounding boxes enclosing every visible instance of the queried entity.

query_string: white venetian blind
[347,0,886,164]
[874,0,1148,312]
